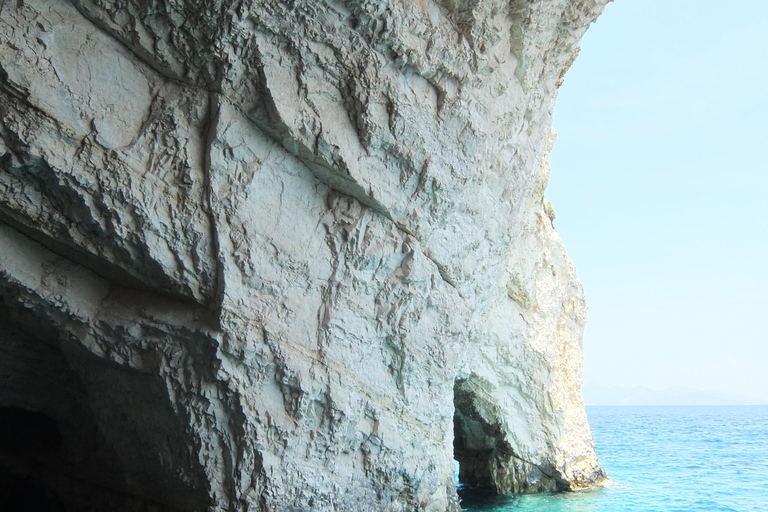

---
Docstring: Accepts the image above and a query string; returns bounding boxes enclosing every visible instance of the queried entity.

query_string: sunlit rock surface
[0,0,608,510]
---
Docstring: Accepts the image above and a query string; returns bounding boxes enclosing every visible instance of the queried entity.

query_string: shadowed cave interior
[453,377,513,491]
[0,406,64,512]
[453,377,563,495]
[0,309,179,512]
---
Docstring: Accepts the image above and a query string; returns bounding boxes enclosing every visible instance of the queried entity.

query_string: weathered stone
[0,0,608,510]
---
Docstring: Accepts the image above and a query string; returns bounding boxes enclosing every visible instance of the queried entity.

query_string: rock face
[0,0,608,510]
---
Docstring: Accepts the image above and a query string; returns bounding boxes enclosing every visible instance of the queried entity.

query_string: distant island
[584,383,768,406]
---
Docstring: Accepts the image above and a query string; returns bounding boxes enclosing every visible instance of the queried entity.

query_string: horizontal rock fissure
[0,214,205,307]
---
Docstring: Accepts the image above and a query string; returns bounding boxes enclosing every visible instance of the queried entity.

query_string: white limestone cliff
[0,0,608,510]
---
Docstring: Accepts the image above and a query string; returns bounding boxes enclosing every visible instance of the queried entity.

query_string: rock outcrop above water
[0,0,608,510]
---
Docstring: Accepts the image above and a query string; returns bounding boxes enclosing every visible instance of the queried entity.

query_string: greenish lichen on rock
[545,200,557,224]
[0,0,608,510]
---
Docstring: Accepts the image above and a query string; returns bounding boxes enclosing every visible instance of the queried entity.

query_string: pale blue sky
[548,0,768,401]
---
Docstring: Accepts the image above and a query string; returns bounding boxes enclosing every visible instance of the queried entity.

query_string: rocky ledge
[0,0,608,510]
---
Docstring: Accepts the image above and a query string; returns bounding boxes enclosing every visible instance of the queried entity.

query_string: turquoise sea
[459,406,768,512]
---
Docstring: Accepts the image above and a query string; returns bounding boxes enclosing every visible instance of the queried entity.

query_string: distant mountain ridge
[584,383,768,406]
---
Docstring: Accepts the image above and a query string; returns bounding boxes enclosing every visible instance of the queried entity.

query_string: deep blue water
[459,406,768,512]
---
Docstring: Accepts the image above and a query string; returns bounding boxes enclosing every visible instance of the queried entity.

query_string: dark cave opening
[0,406,63,455]
[0,315,178,512]
[453,377,508,491]
[0,468,64,512]
[0,407,65,512]
[453,377,566,498]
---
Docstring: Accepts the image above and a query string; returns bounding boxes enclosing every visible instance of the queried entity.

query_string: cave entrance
[0,314,169,512]
[0,407,65,512]
[452,377,512,492]
[0,406,63,455]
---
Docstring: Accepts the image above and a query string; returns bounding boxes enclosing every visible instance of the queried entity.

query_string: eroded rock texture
[0,0,608,510]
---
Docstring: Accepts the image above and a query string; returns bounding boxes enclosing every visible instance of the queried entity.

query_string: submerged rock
[0,0,608,510]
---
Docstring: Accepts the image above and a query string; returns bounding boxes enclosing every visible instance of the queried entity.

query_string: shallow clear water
[459,406,768,512]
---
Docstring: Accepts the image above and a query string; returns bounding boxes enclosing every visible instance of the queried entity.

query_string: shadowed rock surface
[0,0,608,510]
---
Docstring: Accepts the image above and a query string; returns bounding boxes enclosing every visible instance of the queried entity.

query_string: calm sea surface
[459,406,768,512]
